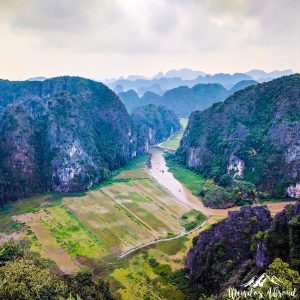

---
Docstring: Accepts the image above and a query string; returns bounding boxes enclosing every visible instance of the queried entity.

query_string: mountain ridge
[177,74,300,199]
[0,76,138,204]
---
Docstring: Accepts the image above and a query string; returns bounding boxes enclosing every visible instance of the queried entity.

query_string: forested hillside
[177,75,300,206]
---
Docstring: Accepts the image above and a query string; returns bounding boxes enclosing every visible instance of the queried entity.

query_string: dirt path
[148,147,295,217]
[119,218,209,259]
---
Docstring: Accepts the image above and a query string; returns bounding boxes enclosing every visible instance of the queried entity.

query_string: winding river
[148,146,295,217]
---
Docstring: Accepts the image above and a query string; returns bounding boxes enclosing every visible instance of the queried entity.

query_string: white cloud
[0,0,299,80]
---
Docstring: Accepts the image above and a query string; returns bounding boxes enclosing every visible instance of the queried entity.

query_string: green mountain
[0,77,137,205]
[118,80,259,118]
[140,91,161,106]
[160,83,227,117]
[117,89,140,113]
[227,79,257,95]
[177,75,300,199]
[132,104,180,153]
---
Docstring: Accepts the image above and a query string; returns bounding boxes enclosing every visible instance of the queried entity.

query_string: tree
[0,258,66,300]
[0,241,115,300]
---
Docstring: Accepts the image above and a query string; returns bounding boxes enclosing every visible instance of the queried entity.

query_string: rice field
[7,156,188,273]
[160,118,188,151]
[102,216,224,300]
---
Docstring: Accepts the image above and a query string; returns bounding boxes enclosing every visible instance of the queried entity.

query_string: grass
[165,155,206,195]
[0,193,63,233]
[101,216,223,300]
[160,118,188,151]
[112,154,148,175]
[259,197,294,203]
[156,236,188,256]
[42,205,104,259]
[180,209,206,231]
[0,146,210,281]
[3,159,188,271]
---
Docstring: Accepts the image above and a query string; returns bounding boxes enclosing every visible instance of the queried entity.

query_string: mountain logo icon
[241,273,284,288]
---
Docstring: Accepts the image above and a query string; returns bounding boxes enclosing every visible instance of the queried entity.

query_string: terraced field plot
[9,157,188,273]
[102,216,224,300]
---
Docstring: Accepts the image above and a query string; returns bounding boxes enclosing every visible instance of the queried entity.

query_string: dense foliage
[264,203,300,270]
[0,241,114,300]
[177,75,300,201]
[186,203,300,297]
[180,209,206,231]
[132,104,180,153]
[243,258,300,300]
[0,77,137,205]
[166,153,256,208]
[203,179,256,208]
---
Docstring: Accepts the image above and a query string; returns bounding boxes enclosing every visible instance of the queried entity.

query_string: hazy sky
[1,0,299,80]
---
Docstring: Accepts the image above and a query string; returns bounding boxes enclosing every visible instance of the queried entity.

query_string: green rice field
[160,118,188,151]
[2,155,189,273]
[100,216,223,300]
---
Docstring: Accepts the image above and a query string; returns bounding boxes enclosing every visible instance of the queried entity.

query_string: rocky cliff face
[264,202,300,269]
[186,206,272,294]
[0,77,137,204]
[186,203,300,295]
[177,75,300,197]
[131,104,180,153]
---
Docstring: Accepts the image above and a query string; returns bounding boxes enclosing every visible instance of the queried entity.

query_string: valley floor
[0,126,296,299]
[100,215,223,300]
[0,155,190,274]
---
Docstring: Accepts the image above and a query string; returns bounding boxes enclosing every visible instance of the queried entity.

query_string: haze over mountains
[25,69,294,119]
[1,0,300,298]
[107,68,293,96]
[118,80,258,117]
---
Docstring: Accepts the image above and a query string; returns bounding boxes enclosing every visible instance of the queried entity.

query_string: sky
[0,0,299,81]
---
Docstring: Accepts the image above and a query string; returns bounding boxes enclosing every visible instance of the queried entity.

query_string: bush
[203,186,236,208]
[219,174,233,187]
[180,209,206,231]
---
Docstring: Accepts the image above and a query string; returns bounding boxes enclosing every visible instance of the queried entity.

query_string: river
[148,146,295,217]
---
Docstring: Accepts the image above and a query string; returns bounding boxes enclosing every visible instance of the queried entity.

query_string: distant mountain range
[108,69,294,96]
[245,69,293,81]
[154,68,206,80]
[118,80,258,116]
